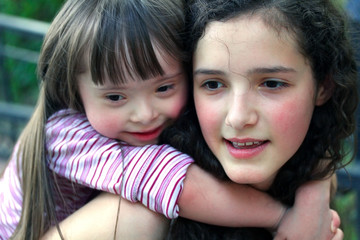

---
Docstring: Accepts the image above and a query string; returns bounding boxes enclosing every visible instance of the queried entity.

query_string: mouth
[230,140,267,149]
[225,138,269,158]
[129,126,163,142]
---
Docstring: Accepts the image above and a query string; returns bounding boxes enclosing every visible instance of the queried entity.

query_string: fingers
[331,229,344,240]
[328,210,342,240]
[330,209,341,232]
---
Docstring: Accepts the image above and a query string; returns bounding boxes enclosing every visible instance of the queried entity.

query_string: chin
[226,172,253,184]
[226,170,270,188]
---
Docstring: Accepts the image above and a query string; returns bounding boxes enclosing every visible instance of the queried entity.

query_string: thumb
[330,209,341,233]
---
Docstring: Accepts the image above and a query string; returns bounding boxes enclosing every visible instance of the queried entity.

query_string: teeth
[232,141,261,149]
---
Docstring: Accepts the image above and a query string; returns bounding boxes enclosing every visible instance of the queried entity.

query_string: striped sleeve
[121,144,194,218]
[0,143,23,239]
[46,109,194,219]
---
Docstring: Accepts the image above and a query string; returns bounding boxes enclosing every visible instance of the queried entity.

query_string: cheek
[167,88,188,119]
[272,98,314,144]
[87,110,121,138]
[197,108,217,128]
[167,96,187,119]
[195,99,221,137]
[272,101,296,133]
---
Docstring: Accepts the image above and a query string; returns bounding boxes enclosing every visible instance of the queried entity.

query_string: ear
[315,77,334,106]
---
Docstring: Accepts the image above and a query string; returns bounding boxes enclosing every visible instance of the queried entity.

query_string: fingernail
[331,220,336,233]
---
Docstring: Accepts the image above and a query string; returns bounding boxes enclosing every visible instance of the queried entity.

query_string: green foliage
[0,0,65,21]
[0,0,65,105]
[333,190,359,240]
[4,59,39,104]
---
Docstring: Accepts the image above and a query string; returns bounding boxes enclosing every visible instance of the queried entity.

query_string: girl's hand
[330,210,344,240]
[332,228,344,240]
[274,178,341,240]
[274,207,342,240]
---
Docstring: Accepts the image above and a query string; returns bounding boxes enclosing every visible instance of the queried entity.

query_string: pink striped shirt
[0,109,193,239]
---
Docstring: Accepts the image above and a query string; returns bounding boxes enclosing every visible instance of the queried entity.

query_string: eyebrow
[194,66,296,76]
[193,69,225,76]
[248,66,296,74]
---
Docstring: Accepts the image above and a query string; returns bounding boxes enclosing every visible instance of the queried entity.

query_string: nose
[225,93,258,129]
[129,99,159,124]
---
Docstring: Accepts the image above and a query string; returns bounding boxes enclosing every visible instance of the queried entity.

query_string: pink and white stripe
[0,109,193,239]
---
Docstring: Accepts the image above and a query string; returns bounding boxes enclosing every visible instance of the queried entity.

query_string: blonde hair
[11,0,187,238]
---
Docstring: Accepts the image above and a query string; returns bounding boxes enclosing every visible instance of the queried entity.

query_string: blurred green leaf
[0,0,64,105]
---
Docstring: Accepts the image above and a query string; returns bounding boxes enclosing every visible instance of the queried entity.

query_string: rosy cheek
[197,105,217,130]
[273,99,312,140]
[90,119,111,137]
[198,114,209,129]
[169,97,187,119]
[272,101,296,133]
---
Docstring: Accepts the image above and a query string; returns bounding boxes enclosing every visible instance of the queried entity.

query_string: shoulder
[48,108,86,122]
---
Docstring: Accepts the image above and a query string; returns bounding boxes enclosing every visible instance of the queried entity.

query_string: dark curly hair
[161,0,358,239]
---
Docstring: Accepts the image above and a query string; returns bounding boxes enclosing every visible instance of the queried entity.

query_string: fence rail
[0,13,49,103]
[0,13,359,237]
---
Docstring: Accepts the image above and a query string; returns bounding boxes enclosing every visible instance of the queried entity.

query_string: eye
[157,84,175,93]
[202,80,224,91]
[261,79,289,90]
[155,83,178,98]
[106,94,125,102]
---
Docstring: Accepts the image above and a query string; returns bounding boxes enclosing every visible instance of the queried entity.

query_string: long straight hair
[10,0,187,239]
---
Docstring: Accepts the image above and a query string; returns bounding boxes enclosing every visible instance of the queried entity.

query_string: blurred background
[0,0,359,239]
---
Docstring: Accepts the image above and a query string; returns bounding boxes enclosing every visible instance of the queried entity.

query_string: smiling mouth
[138,127,161,135]
[130,126,163,141]
[230,140,267,149]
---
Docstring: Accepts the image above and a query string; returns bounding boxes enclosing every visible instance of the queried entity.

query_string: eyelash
[106,94,125,102]
[156,84,177,98]
[260,79,289,90]
[157,84,175,93]
[202,80,225,91]
[105,83,176,102]
[200,78,289,93]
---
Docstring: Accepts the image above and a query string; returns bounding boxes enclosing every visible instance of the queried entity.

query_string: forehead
[194,16,306,73]
[80,44,183,83]
[201,14,295,45]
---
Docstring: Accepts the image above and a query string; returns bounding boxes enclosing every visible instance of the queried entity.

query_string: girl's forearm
[295,174,334,208]
[178,164,286,228]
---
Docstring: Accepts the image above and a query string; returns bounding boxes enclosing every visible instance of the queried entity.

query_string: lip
[128,126,164,143]
[225,138,269,159]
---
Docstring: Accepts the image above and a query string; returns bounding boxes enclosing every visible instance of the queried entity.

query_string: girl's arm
[41,181,342,240]
[47,110,340,236]
[46,110,193,218]
[41,192,169,240]
[178,165,286,227]
[180,166,342,239]
[46,109,286,227]
[275,176,342,240]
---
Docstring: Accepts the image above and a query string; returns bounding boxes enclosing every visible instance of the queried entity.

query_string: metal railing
[0,13,44,159]
[0,13,359,237]
[0,13,49,103]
